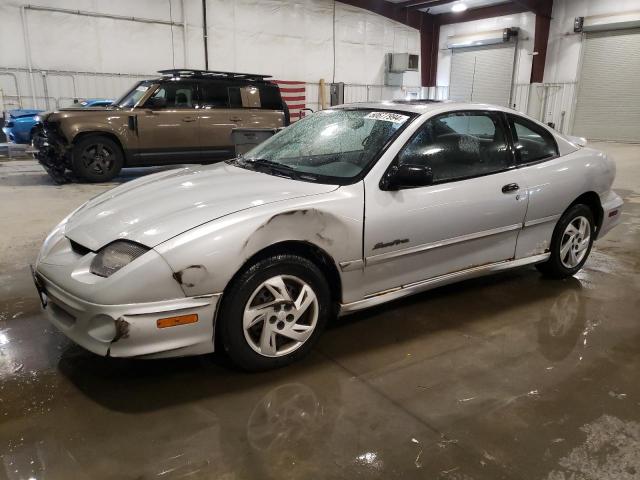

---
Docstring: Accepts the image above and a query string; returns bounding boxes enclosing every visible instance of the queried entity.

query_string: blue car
[2,99,113,144]
[2,109,43,144]
[78,98,114,107]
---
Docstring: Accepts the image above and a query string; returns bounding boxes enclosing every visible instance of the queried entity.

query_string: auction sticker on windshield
[364,112,410,123]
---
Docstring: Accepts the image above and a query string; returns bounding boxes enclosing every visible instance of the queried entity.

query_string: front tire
[71,135,123,182]
[536,204,595,278]
[219,254,331,371]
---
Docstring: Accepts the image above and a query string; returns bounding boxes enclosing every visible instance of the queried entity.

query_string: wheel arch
[73,130,123,147]
[567,191,604,234]
[72,131,126,162]
[213,240,343,352]
[224,240,343,304]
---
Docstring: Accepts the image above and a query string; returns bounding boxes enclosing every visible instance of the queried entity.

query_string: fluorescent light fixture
[451,2,467,12]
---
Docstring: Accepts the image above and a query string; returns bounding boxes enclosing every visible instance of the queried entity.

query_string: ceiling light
[451,3,467,12]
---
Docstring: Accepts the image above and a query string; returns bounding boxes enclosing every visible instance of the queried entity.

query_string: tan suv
[33,70,288,183]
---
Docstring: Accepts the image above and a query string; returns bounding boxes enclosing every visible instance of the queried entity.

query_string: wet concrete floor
[1,144,639,479]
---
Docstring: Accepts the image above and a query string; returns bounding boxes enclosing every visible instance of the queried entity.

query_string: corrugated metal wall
[573,28,640,142]
[449,43,517,107]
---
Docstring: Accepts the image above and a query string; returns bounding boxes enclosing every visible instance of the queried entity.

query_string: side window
[228,86,261,108]
[259,85,282,110]
[200,83,229,108]
[509,115,558,164]
[146,82,195,109]
[397,111,511,183]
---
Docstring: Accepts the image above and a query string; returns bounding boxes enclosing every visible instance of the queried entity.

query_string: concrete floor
[0,143,639,480]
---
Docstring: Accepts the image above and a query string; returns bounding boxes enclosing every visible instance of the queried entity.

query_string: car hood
[64,163,338,251]
[57,107,116,112]
[8,109,42,119]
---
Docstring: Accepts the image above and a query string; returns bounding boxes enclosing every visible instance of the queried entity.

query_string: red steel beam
[396,0,457,10]
[336,0,423,29]
[437,2,528,25]
[530,0,553,82]
[420,14,439,86]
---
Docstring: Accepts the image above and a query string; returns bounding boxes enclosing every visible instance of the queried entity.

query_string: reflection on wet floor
[1,151,640,479]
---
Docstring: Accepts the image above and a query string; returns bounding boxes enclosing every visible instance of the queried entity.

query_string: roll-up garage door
[573,28,640,142]
[449,43,516,107]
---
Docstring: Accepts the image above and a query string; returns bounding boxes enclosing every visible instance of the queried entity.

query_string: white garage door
[573,28,640,142]
[449,43,516,107]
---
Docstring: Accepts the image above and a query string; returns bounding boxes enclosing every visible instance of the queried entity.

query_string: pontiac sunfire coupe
[34,100,623,370]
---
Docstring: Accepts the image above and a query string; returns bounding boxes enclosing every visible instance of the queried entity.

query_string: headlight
[34,115,41,123]
[90,241,149,277]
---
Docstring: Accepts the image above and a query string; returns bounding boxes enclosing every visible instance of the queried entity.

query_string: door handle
[182,116,197,122]
[230,117,242,122]
[502,183,519,193]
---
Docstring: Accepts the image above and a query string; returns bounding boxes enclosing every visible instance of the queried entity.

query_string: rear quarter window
[509,114,558,164]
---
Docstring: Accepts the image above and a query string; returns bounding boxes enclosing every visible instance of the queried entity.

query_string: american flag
[273,80,306,122]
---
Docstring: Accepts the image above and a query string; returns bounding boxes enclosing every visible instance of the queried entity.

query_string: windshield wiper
[230,156,319,182]
[245,158,300,179]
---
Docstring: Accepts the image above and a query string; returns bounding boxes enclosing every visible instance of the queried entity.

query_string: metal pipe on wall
[41,71,50,110]
[48,72,77,99]
[202,0,209,70]
[1,66,152,79]
[19,6,38,108]
[182,0,188,68]
[0,71,22,108]
[23,4,184,27]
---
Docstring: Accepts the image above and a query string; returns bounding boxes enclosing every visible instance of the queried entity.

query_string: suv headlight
[90,241,149,277]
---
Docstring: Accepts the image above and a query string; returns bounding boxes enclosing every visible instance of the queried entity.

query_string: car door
[197,80,237,160]
[135,81,200,164]
[362,110,529,297]
[505,113,564,259]
[198,84,280,160]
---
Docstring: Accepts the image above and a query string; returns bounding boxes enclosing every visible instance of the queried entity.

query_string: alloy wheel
[82,143,114,175]
[243,275,319,357]
[559,216,591,269]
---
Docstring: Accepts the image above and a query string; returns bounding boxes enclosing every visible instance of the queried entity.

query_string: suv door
[198,82,284,161]
[362,110,529,296]
[134,81,200,164]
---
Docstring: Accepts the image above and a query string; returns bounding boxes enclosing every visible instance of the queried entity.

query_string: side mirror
[382,164,433,190]
[145,97,167,109]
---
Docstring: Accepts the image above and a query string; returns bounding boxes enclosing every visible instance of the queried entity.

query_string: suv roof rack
[157,69,272,81]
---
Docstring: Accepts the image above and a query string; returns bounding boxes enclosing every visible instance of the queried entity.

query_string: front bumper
[597,190,624,239]
[32,123,73,183]
[2,126,17,143]
[34,269,219,358]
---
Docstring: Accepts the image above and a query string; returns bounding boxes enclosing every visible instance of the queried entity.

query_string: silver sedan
[34,101,623,370]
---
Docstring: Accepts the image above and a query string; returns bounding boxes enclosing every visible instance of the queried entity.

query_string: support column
[531,12,551,83]
[420,14,439,87]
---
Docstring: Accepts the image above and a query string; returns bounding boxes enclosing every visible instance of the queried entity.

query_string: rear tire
[218,254,331,372]
[536,204,595,278]
[72,135,123,182]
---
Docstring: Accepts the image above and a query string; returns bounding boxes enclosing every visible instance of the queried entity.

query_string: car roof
[334,100,518,116]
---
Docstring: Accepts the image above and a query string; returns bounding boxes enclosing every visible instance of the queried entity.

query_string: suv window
[227,85,282,110]
[259,85,283,110]
[397,111,511,183]
[509,114,558,164]
[199,82,229,108]
[147,82,196,109]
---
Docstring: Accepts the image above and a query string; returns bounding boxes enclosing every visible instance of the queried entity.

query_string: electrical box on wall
[385,71,420,87]
[330,82,344,106]
[388,53,419,73]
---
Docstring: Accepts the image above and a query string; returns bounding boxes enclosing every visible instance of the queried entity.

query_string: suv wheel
[219,254,331,371]
[536,204,595,278]
[72,135,123,182]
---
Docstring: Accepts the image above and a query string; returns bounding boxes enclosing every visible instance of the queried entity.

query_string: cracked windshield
[241,109,411,180]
